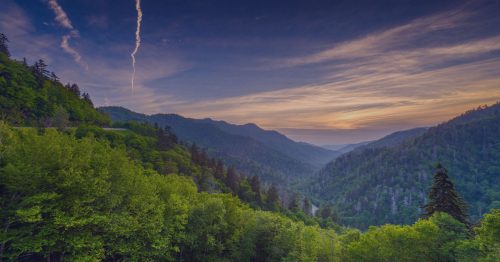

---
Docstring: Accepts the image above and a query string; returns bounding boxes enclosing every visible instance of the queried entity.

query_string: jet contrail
[131,0,143,90]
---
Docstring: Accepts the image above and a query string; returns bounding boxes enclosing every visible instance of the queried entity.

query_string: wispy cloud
[47,0,74,30]
[46,0,87,69]
[0,1,55,62]
[158,6,500,144]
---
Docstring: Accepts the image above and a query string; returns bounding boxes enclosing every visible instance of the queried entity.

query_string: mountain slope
[0,53,109,126]
[99,106,340,184]
[322,141,372,153]
[311,103,500,228]
[361,127,428,150]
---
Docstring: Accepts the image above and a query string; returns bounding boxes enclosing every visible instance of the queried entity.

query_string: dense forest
[311,103,500,228]
[1,33,499,261]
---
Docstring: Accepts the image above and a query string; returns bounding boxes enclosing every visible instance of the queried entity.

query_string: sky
[1,0,500,145]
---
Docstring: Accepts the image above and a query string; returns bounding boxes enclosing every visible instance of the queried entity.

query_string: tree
[249,175,261,203]
[288,193,300,212]
[422,163,469,225]
[0,33,10,57]
[214,160,225,180]
[82,92,93,106]
[52,106,70,131]
[303,197,312,215]
[32,59,49,79]
[266,184,280,211]
[190,143,200,163]
[225,167,240,192]
[50,72,59,83]
[66,83,81,97]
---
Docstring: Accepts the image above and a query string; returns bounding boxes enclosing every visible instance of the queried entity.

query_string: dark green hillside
[312,103,500,228]
[0,53,109,126]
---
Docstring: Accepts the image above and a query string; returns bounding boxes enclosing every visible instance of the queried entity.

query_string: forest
[312,103,500,228]
[1,33,499,261]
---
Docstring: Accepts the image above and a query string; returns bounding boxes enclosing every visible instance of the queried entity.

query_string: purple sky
[2,0,500,144]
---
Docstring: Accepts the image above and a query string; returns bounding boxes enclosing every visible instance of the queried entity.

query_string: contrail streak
[131,0,143,90]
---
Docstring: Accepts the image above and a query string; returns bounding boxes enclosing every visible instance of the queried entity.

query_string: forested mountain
[362,127,428,150]
[99,106,340,185]
[322,141,371,153]
[311,103,500,228]
[0,53,109,126]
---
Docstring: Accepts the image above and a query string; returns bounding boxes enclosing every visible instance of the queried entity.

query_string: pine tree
[190,143,200,163]
[422,163,469,225]
[33,59,49,78]
[288,193,300,212]
[225,167,240,193]
[50,72,59,83]
[214,160,225,180]
[0,33,10,57]
[249,175,261,203]
[82,93,93,106]
[266,184,280,211]
[303,197,312,215]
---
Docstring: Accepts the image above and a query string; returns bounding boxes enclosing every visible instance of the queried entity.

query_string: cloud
[0,1,55,62]
[276,7,473,67]
[46,0,86,69]
[47,0,74,30]
[61,35,88,69]
[153,6,500,144]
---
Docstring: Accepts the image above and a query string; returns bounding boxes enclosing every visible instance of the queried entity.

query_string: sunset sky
[2,0,500,144]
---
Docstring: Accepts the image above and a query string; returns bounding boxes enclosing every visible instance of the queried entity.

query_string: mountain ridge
[99,106,340,185]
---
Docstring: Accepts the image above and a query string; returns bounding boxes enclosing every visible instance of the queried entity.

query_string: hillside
[322,141,371,153]
[311,103,500,228]
[361,127,428,150]
[0,53,109,126]
[99,106,340,185]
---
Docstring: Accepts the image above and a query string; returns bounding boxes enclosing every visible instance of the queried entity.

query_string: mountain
[311,103,500,228]
[361,127,428,150]
[322,141,372,153]
[321,127,427,154]
[99,106,340,185]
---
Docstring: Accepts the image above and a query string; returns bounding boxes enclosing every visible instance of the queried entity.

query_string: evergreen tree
[266,184,280,210]
[32,59,49,79]
[50,72,59,83]
[67,83,81,97]
[249,175,261,203]
[288,193,300,212]
[225,167,240,192]
[303,197,312,215]
[422,163,469,225]
[190,143,201,164]
[82,92,93,106]
[214,160,225,180]
[0,33,10,57]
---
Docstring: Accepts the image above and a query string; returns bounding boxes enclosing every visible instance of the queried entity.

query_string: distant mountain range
[310,103,500,228]
[322,141,371,153]
[322,127,429,153]
[99,106,340,185]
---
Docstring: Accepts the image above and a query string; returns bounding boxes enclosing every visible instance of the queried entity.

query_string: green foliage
[313,103,500,228]
[0,53,109,126]
[0,124,499,261]
[423,164,469,225]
